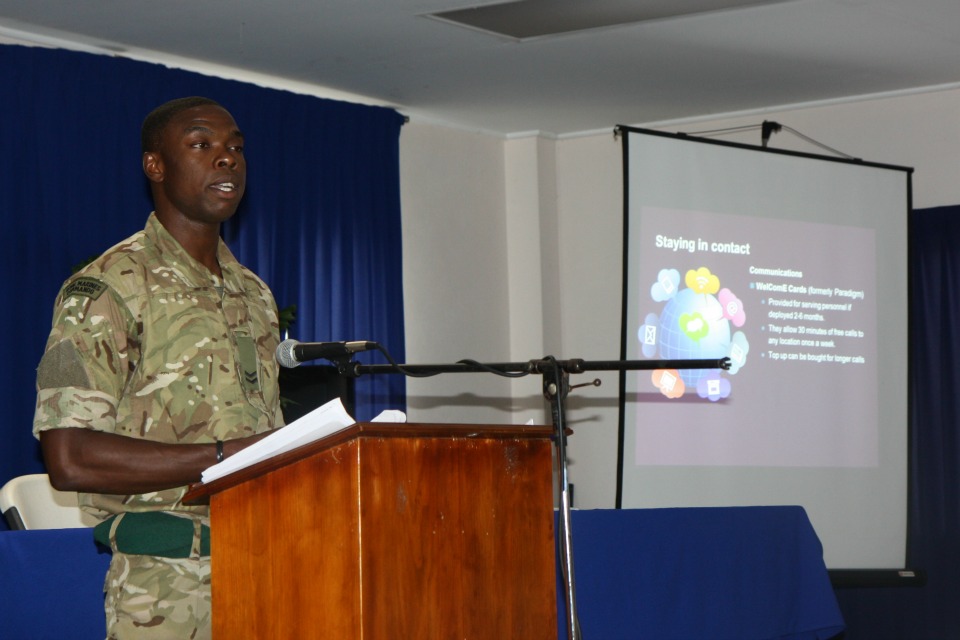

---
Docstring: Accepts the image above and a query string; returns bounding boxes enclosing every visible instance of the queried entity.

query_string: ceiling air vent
[427,0,791,40]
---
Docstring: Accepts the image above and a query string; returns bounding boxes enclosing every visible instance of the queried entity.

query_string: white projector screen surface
[619,128,911,570]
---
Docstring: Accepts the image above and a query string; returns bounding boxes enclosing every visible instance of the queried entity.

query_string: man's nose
[216,150,238,168]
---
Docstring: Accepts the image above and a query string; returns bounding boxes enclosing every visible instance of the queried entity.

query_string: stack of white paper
[201,398,354,483]
[200,398,407,484]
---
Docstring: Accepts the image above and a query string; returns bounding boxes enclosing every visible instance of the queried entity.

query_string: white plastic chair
[0,473,99,529]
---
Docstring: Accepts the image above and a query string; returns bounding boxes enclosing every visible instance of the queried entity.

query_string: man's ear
[143,151,164,183]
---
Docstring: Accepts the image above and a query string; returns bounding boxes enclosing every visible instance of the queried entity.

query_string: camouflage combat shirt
[33,213,284,519]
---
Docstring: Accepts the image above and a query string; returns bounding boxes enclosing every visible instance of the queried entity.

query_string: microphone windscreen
[275,339,301,368]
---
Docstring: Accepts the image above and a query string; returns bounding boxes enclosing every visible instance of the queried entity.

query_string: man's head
[141,97,246,228]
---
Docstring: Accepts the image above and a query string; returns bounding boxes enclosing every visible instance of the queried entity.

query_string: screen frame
[614,125,916,581]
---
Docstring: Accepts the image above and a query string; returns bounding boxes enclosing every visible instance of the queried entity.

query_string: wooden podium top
[183,421,554,504]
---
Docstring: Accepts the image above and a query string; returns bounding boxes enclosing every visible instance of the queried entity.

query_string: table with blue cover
[557,506,845,639]
[0,526,110,639]
[0,506,843,639]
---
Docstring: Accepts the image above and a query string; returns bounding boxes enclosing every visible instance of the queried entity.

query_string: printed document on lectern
[200,398,405,484]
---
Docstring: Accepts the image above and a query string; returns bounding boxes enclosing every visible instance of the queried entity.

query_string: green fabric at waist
[94,511,210,558]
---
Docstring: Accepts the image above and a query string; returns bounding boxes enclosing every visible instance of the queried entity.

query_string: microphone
[275,339,377,368]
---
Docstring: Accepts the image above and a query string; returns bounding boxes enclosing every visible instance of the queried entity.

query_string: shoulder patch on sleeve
[64,277,109,301]
[37,340,92,390]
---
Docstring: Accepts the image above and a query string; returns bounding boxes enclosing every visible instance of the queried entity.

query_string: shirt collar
[144,212,243,290]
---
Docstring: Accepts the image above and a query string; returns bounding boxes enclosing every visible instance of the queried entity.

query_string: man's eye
[190,142,208,149]
[230,145,244,153]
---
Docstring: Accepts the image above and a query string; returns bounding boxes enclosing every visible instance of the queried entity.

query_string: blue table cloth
[557,506,844,640]
[0,506,843,639]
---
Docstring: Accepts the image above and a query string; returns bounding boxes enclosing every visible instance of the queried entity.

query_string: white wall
[400,87,960,508]
[550,134,623,507]
[398,123,521,425]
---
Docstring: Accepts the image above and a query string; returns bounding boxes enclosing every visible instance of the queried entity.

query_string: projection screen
[617,126,913,570]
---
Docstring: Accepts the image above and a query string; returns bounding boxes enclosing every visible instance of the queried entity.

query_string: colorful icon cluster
[639,267,749,401]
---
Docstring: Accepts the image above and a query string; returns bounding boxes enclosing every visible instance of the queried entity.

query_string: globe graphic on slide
[658,287,731,387]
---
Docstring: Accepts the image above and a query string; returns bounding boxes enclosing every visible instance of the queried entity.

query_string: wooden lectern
[184,422,558,639]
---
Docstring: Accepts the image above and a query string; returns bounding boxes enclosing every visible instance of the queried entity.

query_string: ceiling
[1,0,959,137]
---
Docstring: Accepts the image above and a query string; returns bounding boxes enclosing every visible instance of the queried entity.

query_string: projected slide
[618,127,910,569]
[632,205,877,468]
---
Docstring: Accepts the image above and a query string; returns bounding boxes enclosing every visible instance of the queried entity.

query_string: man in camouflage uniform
[33,97,284,640]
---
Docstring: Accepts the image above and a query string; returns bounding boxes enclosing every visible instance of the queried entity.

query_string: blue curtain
[834,205,960,638]
[0,45,405,504]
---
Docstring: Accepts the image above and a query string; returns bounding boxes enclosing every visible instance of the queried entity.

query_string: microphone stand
[331,354,730,640]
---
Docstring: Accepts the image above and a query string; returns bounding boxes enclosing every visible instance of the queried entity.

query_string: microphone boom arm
[344,356,731,378]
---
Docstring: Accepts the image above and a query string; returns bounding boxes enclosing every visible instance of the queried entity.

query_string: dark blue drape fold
[0,45,405,498]
[834,205,960,638]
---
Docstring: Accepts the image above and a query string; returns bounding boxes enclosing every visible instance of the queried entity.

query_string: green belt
[94,511,211,558]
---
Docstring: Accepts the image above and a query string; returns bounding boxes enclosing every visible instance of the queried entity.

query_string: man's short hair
[141,97,223,153]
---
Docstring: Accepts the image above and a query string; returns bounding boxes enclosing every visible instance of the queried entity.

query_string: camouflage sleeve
[33,276,139,438]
